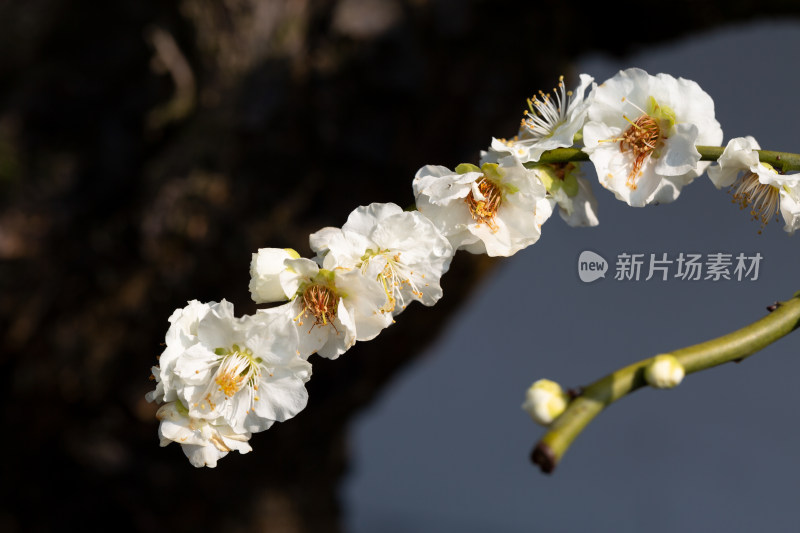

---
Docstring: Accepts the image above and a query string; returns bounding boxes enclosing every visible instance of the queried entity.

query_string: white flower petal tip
[250,248,301,303]
[309,202,453,317]
[707,137,800,234]
[644,354,685,389]
[522,379,570,426]
[488,74,595,164]
[413,160,554,257]
[156,402,253,468]
[583,68,722,207]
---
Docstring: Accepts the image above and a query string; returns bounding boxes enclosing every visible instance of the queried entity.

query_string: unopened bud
[645,354,685,389]
[249,248,299,303]
[522,379,569,426]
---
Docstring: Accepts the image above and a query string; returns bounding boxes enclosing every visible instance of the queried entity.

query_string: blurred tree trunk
[0,1,797,531]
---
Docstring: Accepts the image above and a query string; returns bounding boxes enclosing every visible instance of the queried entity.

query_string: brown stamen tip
[302,284,339,332]
[728,172,780,232]
[531,442,557,474]
[619,114,660,188]
[464,176,502,231]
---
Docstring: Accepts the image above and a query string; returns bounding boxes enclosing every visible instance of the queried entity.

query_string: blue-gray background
[345,21,800,532]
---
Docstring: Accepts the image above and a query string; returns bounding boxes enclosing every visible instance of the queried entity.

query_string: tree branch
[524,147,800,173]
[531,291,800,474]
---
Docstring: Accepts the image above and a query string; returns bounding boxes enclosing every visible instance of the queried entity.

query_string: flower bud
[249,248,300,303]
[645,354,685,389]
[522,379,569,426]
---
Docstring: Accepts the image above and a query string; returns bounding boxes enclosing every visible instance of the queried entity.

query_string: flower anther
[212,344,262,399]
[298,283,339,331]
[729,170,781,233]
[618,114,661,190]
[522,75,573,142]
[465,175,503,231]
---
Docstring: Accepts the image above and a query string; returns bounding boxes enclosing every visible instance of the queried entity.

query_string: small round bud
[522,379,569,426]
[645,354,685,389]
[249,248,300,304]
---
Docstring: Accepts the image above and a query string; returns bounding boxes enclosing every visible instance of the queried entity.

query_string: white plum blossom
[490,74,595,163]
[583,68,723,207]
[156,401,252,468]
[250,248,300,303]
[708,136,800,234]
[273,257,393,359]
[148,300,312,435]
[413,160,554,257]
[309,202,453,315]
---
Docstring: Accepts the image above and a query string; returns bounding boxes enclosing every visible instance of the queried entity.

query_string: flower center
[465,176,502,231]
[364,251,422,314]
[300,283,339,330]
[729,171,781,234]
[213,344,261,398]
[619,114,661,190]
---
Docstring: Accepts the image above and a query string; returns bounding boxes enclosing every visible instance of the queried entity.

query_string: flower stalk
[531,291,800,474]
[525,147,800,173]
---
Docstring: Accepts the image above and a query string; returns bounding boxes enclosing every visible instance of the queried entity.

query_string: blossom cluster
[147,67,800,465]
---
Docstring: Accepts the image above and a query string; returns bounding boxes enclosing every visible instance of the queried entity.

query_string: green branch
[697,146,800,173]
[531,292,800,474]
[525,147,800,173]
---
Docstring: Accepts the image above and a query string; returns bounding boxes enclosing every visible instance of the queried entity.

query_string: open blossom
[148,300,312,434]
[708,136,800,234]
[583,68,723,207]
[413,160,554,257]
[490,74,595,163]
[309,203,453,316]
[254,256,392,359]
[156,401,252,468]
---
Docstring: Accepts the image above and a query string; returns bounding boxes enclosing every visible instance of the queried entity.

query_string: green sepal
[174,400,190,416]
[316,268,336,285]
[456,163,481,174]
[562,172,579,197]
[537,163,579,197]
[480,162,503,182]
[648,96,676,131]
[214,347,227,356]
[537,165,560,194]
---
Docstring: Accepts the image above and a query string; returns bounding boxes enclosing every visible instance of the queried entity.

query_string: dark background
[2,1,799,531]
